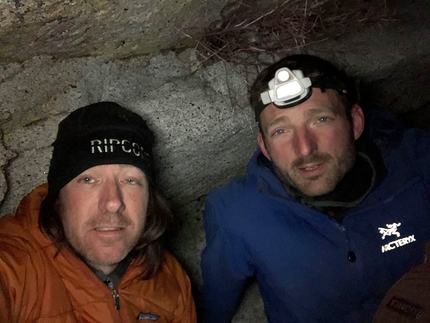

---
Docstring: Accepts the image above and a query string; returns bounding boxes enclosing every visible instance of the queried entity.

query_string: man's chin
[301,188,331,197]
[85,255,124,273]
[275,168,338,197]
[81,247,129,268]
[298,182,337,197]
[90,258,120,268]
[290,176,338,197]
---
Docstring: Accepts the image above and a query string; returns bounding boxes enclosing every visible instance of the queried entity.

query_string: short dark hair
[250,54,359,124]
[38,183,173,280]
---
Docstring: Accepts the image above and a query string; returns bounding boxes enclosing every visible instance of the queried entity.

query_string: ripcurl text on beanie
[47,101,155,197]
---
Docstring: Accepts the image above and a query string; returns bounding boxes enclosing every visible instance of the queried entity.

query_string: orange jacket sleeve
[172,268,197,323]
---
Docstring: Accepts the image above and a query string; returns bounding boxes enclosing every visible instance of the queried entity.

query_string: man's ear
[257,131,271,161]
[351,104,365,140]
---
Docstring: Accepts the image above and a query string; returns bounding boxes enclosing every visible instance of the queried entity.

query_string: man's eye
[317,116,334,123]
[273,129,285,136]
[125,178,138,185]
[80,177,94,184]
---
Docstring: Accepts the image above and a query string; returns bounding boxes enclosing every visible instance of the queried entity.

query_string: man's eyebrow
[303,107,337,119]
[265,115,289,131]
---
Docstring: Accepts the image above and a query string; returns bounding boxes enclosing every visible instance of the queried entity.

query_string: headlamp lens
[276,81,302,100]
[277,70,291,82]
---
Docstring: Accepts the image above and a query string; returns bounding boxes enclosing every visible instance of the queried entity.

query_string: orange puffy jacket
[0,184,197,323]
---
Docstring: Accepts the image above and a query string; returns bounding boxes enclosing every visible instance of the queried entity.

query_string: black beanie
[48,102,155,198]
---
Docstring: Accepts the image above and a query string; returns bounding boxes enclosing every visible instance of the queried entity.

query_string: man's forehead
[265,99,338,120]
[78,164,147,176]
[303,105,342,118]
[84,164,141,170]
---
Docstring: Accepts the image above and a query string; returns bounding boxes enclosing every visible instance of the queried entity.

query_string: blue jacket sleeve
[402,128,430,200]
[201,191,254,323]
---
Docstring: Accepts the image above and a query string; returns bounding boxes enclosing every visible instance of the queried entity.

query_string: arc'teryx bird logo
[378,223,401,240]
[378,222,416,253]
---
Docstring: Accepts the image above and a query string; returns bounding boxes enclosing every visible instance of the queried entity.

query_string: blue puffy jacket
[201,113,430,323]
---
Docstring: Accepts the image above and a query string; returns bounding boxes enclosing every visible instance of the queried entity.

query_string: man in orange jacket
[0,102,197,322]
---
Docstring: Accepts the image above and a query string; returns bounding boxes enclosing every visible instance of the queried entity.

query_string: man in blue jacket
[201,54,430,322]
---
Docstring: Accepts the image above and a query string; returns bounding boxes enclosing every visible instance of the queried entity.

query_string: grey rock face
[0,0,231,64]
[0,130,16,207]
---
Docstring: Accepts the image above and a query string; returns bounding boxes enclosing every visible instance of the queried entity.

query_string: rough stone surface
[0,0,236,65]
[0,0,430,322]
[0,129,16,206]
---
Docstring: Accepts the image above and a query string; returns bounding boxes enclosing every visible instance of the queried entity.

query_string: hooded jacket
[201,116,430,323]
[0,184,196,323]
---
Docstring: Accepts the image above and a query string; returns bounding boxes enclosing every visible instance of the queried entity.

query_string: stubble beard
[62,212,143,271]
[272,140,357,197]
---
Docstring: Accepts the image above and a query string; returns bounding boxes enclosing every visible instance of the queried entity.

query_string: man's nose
[99,181,125,213]
[293,127,317,157]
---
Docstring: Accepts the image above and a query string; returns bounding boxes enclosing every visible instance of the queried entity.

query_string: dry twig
[196,0,396,66]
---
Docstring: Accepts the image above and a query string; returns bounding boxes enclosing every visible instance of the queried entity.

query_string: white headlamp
[260,68,312,107]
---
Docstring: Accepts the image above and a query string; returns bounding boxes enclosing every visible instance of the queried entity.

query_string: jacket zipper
[106,278,121,310]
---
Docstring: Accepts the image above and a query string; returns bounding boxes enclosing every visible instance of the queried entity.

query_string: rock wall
[0,0,232,64]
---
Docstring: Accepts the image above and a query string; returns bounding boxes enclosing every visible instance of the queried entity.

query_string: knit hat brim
[47,102,155,198]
